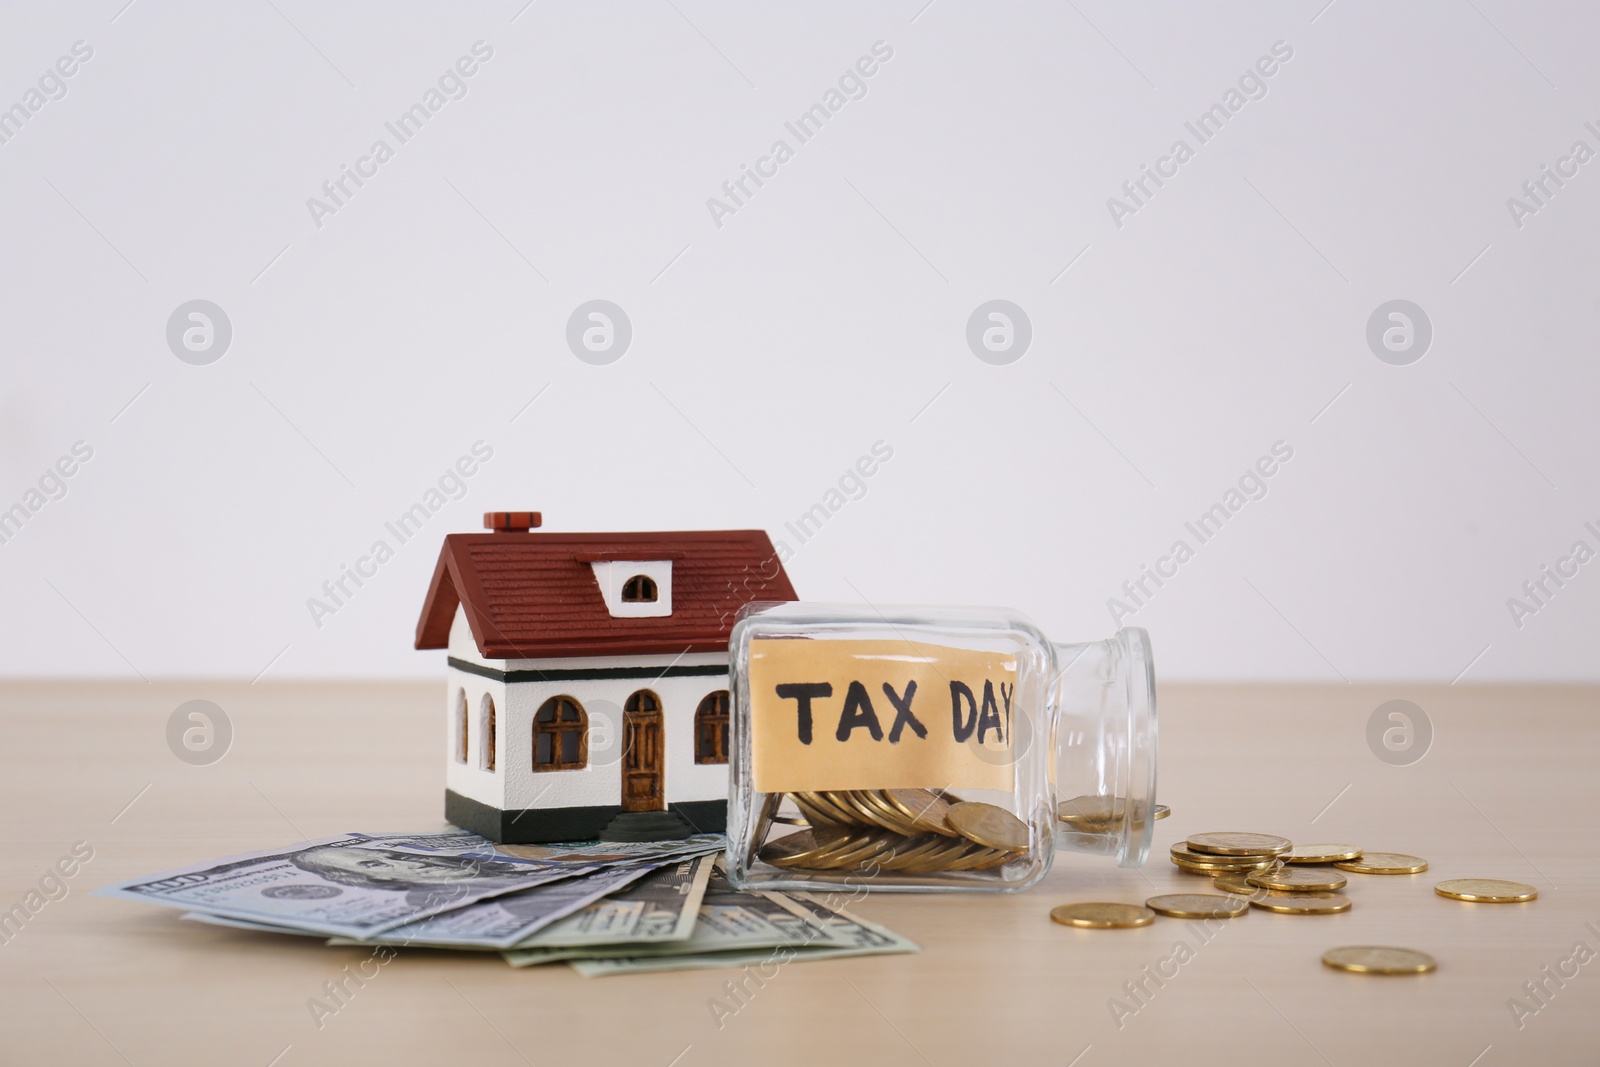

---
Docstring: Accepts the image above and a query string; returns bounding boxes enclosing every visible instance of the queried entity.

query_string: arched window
[534,696,587,770]
[622,574,658,602]
[626,690,661,716]
[454,688,468,763]
[480,694,497,771]
[695,690,730,764]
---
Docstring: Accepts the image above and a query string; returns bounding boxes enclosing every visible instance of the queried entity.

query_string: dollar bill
[331,861,667,949]
[504,864,847,966]
[565,893,918,976]
[96,832,618,938]
[498,854,715,957]
[182,912,322,936]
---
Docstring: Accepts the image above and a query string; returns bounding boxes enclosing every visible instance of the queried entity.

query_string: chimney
[484,511,542,533]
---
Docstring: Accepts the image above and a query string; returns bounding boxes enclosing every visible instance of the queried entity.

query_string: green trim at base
[445,790,727,844]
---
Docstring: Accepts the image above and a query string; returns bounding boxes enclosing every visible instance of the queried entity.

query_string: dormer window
[587,558,673,618]
[622,575,658,603]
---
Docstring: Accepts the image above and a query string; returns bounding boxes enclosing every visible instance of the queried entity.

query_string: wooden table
[3,681,1595,1065]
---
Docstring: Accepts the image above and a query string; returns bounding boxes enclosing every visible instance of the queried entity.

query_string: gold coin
[816,791,876,827]
[1172,860,1270,878]
[1322,946,1438,974]
[853,791,920,835]
[865,790,941,837]
[1213,869,1262,895]
[1187,832,1293,857]
[1145,893,1251,919]
[866,835,927,868]
[1335,852,1428,875]
[756,829,816,865]
[1434,878,1538,903]
[968,847,1015,871]
[898,836,974,874]
[821,790,876,827]
[1175,856,1276,872]
[1169,843,1242,863]
[759,828,850,868]
[947,801,1031,852]
[1051,902,1156,928]
[960,844,1011,870]
[1249,892,1352,915]
[1248,867,1349,893]
[883,788,959,836]
[1058,795,1122,823]
[859,835,913,870]
[792,792,855,826]
[818,830,899,869]
[1171,844,1277,870]
[1172,858,1270,879]
[788,793,842,827]
[945,844,1011,871]
[829,791,893,833]
[785,797,819,824]
[1171,858,1216,876]
[1286,843,1362,864]
[936,844,984,871]
[1058,796,1171,830]
[874,834,948,872]
[787,828,866,869]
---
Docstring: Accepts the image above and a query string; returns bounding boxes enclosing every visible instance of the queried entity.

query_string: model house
[414,512,797,844]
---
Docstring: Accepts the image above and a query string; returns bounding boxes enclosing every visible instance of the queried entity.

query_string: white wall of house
[443,662,507,809]
[443,606,731,813]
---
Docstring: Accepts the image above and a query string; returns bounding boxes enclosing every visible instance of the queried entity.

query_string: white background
[1,0,1596,683]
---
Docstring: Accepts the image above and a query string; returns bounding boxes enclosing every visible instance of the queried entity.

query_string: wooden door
[622,691,664,811]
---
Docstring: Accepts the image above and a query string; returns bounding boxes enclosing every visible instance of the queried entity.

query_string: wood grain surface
[2,680,1595,1066]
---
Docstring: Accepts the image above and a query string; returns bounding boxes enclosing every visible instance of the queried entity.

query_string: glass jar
[723,602,1157,893]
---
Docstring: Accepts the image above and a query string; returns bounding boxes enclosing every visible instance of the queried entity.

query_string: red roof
[415,528,798,659]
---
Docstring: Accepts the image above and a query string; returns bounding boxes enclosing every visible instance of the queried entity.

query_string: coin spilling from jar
[1048,820,1540,979]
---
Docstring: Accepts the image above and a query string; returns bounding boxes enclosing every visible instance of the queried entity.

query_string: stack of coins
[1169,832,1287,877]
[1172,832,1355,914]
[756,789,1030,875]
[1173,833,1297,878]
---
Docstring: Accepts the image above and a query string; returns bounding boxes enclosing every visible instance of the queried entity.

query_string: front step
[599,809,697,842]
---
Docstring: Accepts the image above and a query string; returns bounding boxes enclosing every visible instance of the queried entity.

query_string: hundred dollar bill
[95,832,617,938]
[498,854,714,955]
[504,863,834,966]
[323,861,664,950]
[182,912,322,936]
[565,892,917,976]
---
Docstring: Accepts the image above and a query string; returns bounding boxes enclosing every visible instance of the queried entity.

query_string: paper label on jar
[748,637,1020,793]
